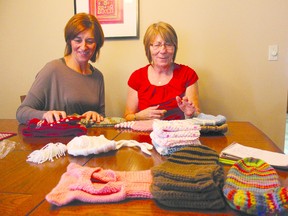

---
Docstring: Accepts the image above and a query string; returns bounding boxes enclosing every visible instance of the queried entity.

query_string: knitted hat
[22,117,87,137]
[200,123,228,134]
[192,113,226,126]
[223,157,288,215]
[151,145,226,209]
[46,163,152,206]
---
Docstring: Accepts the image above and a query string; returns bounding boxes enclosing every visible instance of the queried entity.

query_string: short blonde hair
[143,22,178,63]
[64,13,104,62]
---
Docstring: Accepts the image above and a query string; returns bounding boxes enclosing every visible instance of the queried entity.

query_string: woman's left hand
[82,111,104,122]
[176,96,196,117]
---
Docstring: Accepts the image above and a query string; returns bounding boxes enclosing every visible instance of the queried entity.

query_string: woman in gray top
[16,13,105,124]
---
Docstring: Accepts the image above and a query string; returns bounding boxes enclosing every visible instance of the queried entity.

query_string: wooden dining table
[0,119,287,215]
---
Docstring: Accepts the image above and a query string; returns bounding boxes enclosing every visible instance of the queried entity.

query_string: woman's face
[70,29,96,64]
[150,34,175,67]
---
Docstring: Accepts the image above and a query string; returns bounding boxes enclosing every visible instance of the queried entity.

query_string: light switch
[268,45,278,61]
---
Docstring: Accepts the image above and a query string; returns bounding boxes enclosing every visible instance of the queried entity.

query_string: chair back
[20,95,26,103]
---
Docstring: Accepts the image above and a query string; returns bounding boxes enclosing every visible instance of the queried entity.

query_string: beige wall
[1,0,287,150]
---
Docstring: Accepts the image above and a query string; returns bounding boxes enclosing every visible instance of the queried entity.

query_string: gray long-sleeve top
[16,58,105,124]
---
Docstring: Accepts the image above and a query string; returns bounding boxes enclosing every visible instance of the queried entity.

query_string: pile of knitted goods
[151,145,226,210]
[150,119,201,155]
[192,113,228,134]
[22,116,87,137]
[223,157,288,215]
[114,113,228,134]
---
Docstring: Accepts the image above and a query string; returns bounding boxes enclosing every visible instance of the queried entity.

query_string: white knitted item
[114,121,135,129]
[116,140,153,155]
[67,135,153,156]
[152,119,201,132]
[67,135,117,156]
[192,113,226,126]
[150,132,200,147]
[27,142,67,164]
[153,128,200,138]
[152,140,201,156]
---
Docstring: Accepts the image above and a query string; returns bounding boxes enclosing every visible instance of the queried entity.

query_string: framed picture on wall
[74,0,139,39]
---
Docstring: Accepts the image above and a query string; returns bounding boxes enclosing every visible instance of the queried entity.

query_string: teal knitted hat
[223,157,288,215]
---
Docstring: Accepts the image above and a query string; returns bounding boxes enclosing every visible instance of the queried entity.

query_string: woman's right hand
[136,105,166,120]
[42,110,67,123]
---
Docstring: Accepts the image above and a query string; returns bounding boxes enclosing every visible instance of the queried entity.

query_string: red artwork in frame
[89,0,124,24]
[74,0,139,39]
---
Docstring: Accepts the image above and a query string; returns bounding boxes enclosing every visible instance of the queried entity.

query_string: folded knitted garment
[150,132,200,147]
[223,157,288,215]
[152,140,201,156]
[192,113,226,126]
[150,119,201,151]
[151,145,226,209]
[152,119,201,132]
[200,123,228,134]
[22,117,87,137]
[46,163,153,206]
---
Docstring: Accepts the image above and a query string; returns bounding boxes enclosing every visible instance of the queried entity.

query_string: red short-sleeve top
[128,63,198,120]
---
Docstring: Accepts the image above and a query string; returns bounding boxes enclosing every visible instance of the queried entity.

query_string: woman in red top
[124,22,200,121]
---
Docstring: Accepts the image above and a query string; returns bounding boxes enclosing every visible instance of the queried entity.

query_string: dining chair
[20,95,26,103]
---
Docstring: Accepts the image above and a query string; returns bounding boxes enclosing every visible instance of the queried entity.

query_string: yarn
[27,142,67,164]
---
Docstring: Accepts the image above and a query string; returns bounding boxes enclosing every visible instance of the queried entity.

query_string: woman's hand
[42,110,67,123]
[176,96,197,117]
[82,111,104,122]
[136,105,167,120]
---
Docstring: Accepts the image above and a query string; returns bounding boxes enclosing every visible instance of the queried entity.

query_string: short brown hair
[64,13,104,62]
[143,22,178,63]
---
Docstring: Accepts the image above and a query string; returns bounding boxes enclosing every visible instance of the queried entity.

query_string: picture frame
[74,0,139,39]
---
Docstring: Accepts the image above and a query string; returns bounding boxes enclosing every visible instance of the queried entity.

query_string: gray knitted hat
[151,145,225,209]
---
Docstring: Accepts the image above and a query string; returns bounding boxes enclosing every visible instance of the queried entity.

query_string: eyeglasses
[150,42,174,51]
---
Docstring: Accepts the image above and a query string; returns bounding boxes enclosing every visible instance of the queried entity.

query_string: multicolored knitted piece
[151,145,226,209]
[22,116,87,137]
[223,157,288,215]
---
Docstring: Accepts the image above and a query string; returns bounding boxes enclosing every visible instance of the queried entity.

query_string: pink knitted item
[153,128,200,138]
[152,119,201,132]
[150,131,200,147]
[46,163,152,206]
[115,120,154,131]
